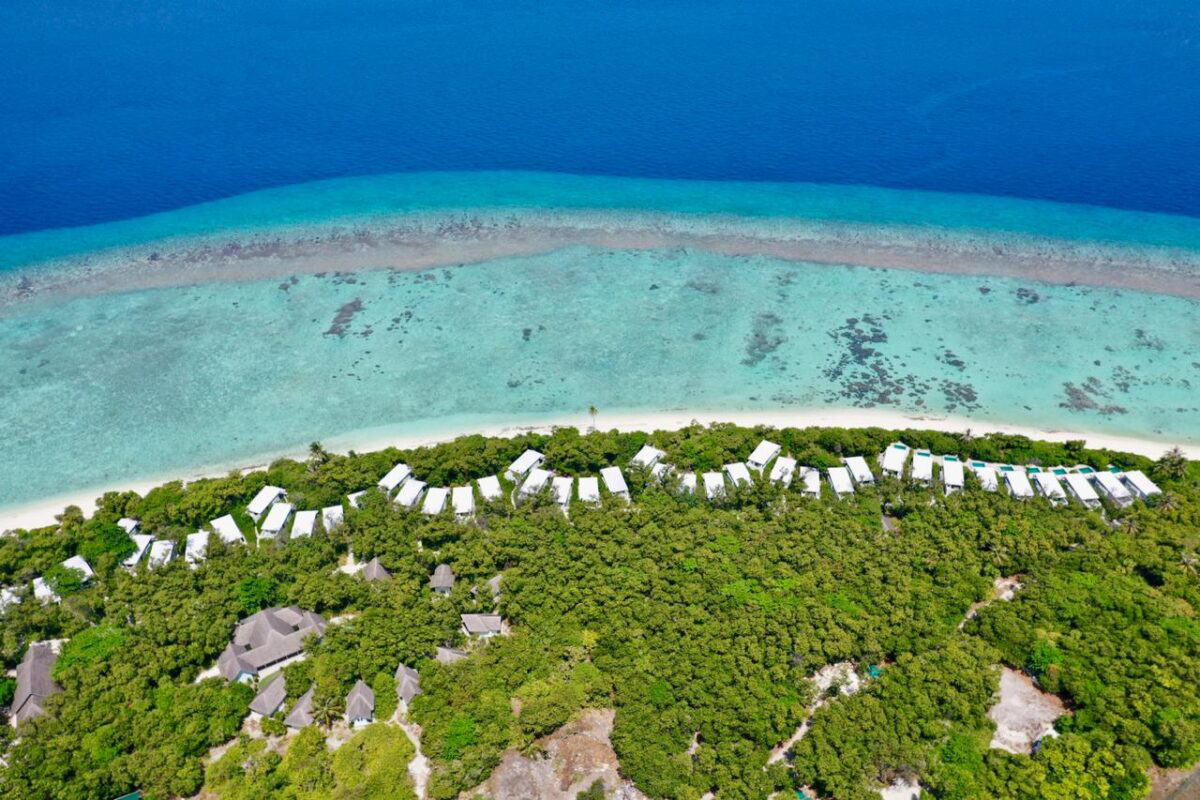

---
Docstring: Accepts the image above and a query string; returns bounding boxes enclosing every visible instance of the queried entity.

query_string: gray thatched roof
[13,643,60,726]
[219,606,326,681]
[284,687,314,728]
[345,679,375,722]
[435,646,468,665]
[430,564,455,590]
[362,557,391,582]
[461,613,503,636]
[249,674,287,716]
[395,662,421,703]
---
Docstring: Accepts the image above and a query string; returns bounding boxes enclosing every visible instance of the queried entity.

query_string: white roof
[507,449,544,479]
[844,456,874,484]
[378,463,412,493]
[32,578,54,602]
[970,463,999,491]
[1031,472,1066,500]
[724,462,753,487]
[452,486,475,516]
[911,450,933,481]
[322,505,345,530]
[578,476,601,503]
[62,555,94,580]
[147,540,175,567]
[349,490,370,509]
[248,486,285,516]
[421,487,449,515]
[1123,470,1161,497]
[210,514,245,544]
[520,467,553,496]
[117,518,139,535]
[395,479,427,508]
[0,588,20,612]
[747,440,781,469]
[631,445,665,468]
[827,466,854,495]
[941,456,965,488]
[650,462,672,479]
[261,502,293,533]
[679,472,698,494]
[799,466,821,495]
[1094,471,1132,501]
[600,466,629,495]
[477,475,503,501]
[291,509,318,538]
[769,456,797,486]
[1003,470,1034,498]
[122,534,154,568]
[1063,472,1100,503]
[881,443,909,475]
[551,476,574,507]
[702,471,725,499]
[185,532,209,566]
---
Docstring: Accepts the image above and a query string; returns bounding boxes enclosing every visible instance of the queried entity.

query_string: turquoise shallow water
[1,243,1198,507]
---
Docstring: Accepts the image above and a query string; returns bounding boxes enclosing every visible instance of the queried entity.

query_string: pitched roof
[461,613,503,635]
[13,643,60,726]
[218,606,326,680]
[345,679,375,721]
[395,663,421,702]
[435,646,467,665]
[249,674,287,716]
[430,564,455,590]
[284,687,314,728]
[362,557,391,582]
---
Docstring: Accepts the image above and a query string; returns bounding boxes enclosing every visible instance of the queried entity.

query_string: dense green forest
[0,424,1195,800]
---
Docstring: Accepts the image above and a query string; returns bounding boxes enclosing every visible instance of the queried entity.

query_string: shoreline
[1,407,1189,533]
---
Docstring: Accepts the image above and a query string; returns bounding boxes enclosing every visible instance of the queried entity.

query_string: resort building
[62,555,95,581]
[147,540,176,568]
[395,662,421,703]
[378,462,412,497]
[843,456,874,485]
[218,606,327,683]
[578,476,601,505]
[32,578,54,603]
[1000,467,1034,499]
[452,486,475,518]
[396,479,428,509]
[249,674,287,718]
[291,509,318,538]
[12,642,60,727]
[1122,470,1161,500]
[347,490,368,509]
[941,455,965,494]
[436,646,467,665]
[827,466,854,499]
[421,487,449,515]
[117,517,140,536]
[461,613,504,639]
[631,444,666,469]
[1093,471,1133,507]
[552,476,574,509]
[724,462,753,489]
[247,486,286,522]
[600,466,630,499]
[346,680,375,728]
[911,450,933,483]
[1061,472,1099,508]
[362,557,391,582]
[798,466,821,496]
[122,533,154,570]
[1031,472,1067,506]
[477,475,503,502]
[430,564,455,595]
[209,514,245,545]
[321,504,345,531]
[185,531,209,567]
[702,471,726,500]
[284,687,314,729]
[679,472,698,494]
[506,449,545,482]
[747,440,782,472]
[769,456,797,486]
[0,588,20,613]
[259,502,293,540]
[969,461,999,491]
[650,462,673,481]
[519,468,553,500]
[880,443,909,478]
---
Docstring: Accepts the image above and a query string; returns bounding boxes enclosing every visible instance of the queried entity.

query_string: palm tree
[588,405,598,432]
[309,686,344,728]
[307,441,330,472]
[1154,447,1188,481]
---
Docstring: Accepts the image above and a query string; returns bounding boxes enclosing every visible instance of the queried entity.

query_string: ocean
[1,1,1199,509]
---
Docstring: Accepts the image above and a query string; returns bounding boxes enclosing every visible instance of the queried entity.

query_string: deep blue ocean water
[2,0,1199,236]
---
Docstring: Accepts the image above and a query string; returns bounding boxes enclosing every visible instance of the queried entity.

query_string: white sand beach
[0,407,1190,533]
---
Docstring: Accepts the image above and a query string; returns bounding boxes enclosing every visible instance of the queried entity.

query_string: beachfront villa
[702,471,725,499]
[1030,472,1067,506]
[452,485,475,518]
[421,486,449,515]
[12,642,60,727]
[578,476,601,504]
[724,462,753,489]
[600,466,629,499]
[348,490,370,509]
[477,475,503,502]
[1122,470,1161,500]
[122,533,154,570]
[1063,472,1101,508]
[378,462,412,497]
[259,502,293,540]
[770,455,797,486]
[1000,466,1034,499]
[519,467,554,500]
[912,450,933,483]
[679,472,698,494]
[461,613,504,639]
[827,466,854,499]
[1093,471,1133,507]
[247,486,286,522]
[747,440,782,471]
[631,444,666,469]
[147,539,176,568]
[209,514,246,545]
[506,449,544,482]
[880,442,909,478]
[322,504,345,531]
[346,680,375,728]
[941,455,965,494]
[798,466,821,496]
[844,456,874,485]
[218,606,327,683]
[969,461,999,492]
[117,517,140,536]
[650,462,673,481]
[291,509,317,538]
[552,476,574,509]
[430,564,455,595]
[396,479,427,509]
[185,531,209,567]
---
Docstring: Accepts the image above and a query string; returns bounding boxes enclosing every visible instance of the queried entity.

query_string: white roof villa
[1000,467,1034,499]
[827,466,854,498]
[461,613,504,638]
[552,476,574,508]
[260,502,294,539]
[62,555,95,581]
[798,466,821,496]
[291,509,318,538]
[1063,472,1101,507]
[843,456,874,484]
[724,462,753,488]
[147,540,176,568]
[506,449,545,482]
[247,486,286,520]
[631,444,666,468]
[395,479,427,509]
[123,533,154,570]
[519,467,554,498]
[1031,472,1067,505]
[218,606,327,683]
[421,487,449,515]
[1093,471,1133,506]
[880,442,909,477]
[912,449,933,482]
[769,456,797,486]
[1122,470,1161,500]
[941,455,965,493]
[322,504,345,531]
[969,461,999,491]
[347,490,368,509]
[650,462,672,480]
[378,462,412,496]
[578,476,601,504]
[600,466,629,498]
[117,518,140,535]
[0,588,20,613]
[679,472,698,494]
[210,514,245,545]
[32,578,55,603]
[452,486,475,517]
[702,471,726,499]
[747,440,781,471]
[185,531,209,567]
[477,475,503,502]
